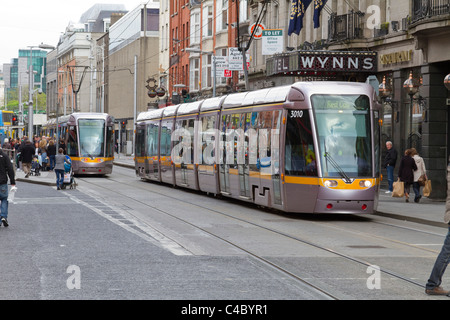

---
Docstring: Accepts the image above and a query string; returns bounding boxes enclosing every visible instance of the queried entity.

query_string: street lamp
[445,73,450,91]
[403,71,419,148]
[185,48,216,97]
[27,43,55,139]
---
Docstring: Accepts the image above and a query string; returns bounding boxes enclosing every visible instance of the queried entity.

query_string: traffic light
[12,114,18,126]
[121,120,127,131]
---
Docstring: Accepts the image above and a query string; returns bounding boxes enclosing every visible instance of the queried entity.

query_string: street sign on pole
[228,48,250,71]
[213,56,228,77]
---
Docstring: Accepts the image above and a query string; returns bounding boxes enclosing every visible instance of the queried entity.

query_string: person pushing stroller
[54,148,70,190]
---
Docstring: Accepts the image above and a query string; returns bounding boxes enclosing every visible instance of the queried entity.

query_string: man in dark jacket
[384,141,398,193]
[0,147,15,227]
[18,137,35,178]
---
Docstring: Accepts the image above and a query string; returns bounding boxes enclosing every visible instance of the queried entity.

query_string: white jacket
[412,155,426,182]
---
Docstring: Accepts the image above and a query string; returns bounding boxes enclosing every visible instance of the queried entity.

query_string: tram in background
[43,113,115,175]
[135,82,382,214]
[0,110,19,143]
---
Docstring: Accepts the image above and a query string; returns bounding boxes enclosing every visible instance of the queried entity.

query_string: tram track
[76,169,433,298]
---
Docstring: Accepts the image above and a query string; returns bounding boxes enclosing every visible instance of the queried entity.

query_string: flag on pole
[288,0,313,36]
[313,0,328,28]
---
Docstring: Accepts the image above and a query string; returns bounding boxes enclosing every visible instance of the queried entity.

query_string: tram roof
[221,85,292,109]
[136,82,377,122]
[177,101,203,115]
[162,105,179,117]
[137,108,164,121]
[291,81,376,98]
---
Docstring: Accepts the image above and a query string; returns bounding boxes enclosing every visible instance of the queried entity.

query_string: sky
[0,1,131,67]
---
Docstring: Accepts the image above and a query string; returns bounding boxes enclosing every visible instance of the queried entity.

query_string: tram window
[285,110,317,176]
[312,95,372,177]
[67,128,79,157]
[146,123,159,157]
[160,121,172,157]
[78,119,105,158]
[136,126,146,157]
[373,110,381,176]
[106,127,114,158]
[200,115,216,165]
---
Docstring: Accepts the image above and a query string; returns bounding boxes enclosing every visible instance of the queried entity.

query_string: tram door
[219,114,231,194]
[238,113,251,199]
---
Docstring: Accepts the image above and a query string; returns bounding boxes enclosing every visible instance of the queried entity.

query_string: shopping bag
[423,180,432,197]
[64,173,71,184]
[418,174,427,187]
[392,179,404,197]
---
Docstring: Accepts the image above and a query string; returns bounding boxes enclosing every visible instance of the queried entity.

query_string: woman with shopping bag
[411,148,427,203]
[397,149,417,202]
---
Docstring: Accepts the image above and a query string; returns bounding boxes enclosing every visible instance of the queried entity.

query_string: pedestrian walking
[47,139,56,171]
[2,138,12,159]
[18,137,35,178]
[0,145,16,227]
[384,141,398,193]
[425,163,450,296]
[398,148,417,203]
[54,148,69,190]
[410,148,427,203]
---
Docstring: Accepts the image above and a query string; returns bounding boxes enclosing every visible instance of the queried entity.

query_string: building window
[190,58,200,91]
[202,4,213,37]
[202,54,212,89]
[239,0,248,22]
[191,10,201,44]
[222,0,228,30]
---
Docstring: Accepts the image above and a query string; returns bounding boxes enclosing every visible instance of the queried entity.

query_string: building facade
[107,2,160,151]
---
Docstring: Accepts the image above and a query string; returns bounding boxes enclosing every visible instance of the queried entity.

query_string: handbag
[418,174,427,187]
[423,180,432,197]
[392,178,404,197]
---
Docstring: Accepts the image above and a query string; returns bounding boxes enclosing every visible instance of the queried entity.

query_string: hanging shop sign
[266,51,378,76]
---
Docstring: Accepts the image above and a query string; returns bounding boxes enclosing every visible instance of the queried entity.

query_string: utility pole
[28,46,34,139]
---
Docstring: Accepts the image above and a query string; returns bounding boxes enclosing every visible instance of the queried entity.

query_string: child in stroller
[31,155,40,176]
[61,155,76,189]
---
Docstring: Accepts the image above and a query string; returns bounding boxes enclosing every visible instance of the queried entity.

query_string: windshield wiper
[324,152,352,184]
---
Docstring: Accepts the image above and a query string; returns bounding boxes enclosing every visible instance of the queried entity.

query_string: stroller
[61,156,77,189]
[31,155,41,176]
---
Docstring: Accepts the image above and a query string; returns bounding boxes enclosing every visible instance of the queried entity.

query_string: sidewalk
[14,154,448,228]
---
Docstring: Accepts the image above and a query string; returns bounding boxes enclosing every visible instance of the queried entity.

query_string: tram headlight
[324,180,338,188]
[359,180,373,188]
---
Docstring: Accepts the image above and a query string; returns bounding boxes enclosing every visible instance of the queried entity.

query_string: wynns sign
[266,51,377,76]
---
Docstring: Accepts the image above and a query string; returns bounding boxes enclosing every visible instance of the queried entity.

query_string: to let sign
[262,29,283,56]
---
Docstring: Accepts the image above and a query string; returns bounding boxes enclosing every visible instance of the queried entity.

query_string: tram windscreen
[312,95,372,177]
[78,119,105,158]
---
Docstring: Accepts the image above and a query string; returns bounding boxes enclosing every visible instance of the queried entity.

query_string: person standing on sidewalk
[425,162,450,296]
[0,146,16,227]
[384,141,398,194]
